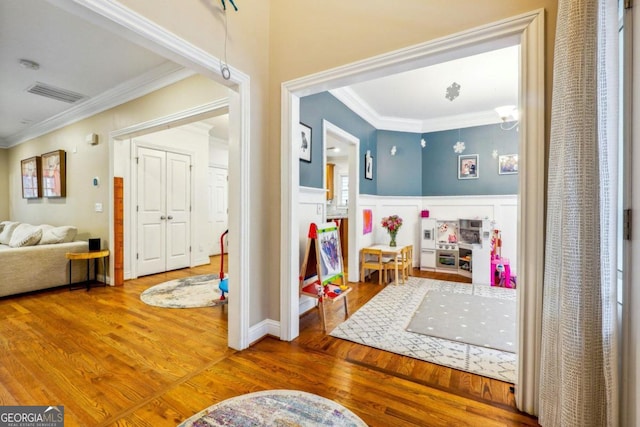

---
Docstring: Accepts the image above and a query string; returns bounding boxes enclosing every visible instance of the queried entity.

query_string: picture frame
[299,122,312,162]
[21,156,42,199]
[458,154,479,180]
[365,151,373,180]
[498,154,518,175]
[41,150,66,198]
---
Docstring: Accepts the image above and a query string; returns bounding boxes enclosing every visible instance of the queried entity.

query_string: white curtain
[539,0,619,426]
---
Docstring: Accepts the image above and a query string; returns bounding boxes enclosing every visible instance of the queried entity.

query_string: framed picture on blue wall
[499,154,518,174]
[365,151,373,180]
[458,154,479,180]
[299,123,312,162]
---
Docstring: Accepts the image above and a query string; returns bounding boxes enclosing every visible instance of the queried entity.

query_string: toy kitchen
[420,216,492,285]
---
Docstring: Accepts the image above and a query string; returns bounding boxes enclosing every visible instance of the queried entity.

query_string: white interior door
[166,152,191,270]
[137,146,191,276]
[208,166,229,255]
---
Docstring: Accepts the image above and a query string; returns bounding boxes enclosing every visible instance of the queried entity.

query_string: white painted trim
[282,9,545,415]
[1,63,194,148]
[248,319,280,345]
[330,87,503,133]
[87,1,252,351]
[515,9,545,415]
[111,100,230,139]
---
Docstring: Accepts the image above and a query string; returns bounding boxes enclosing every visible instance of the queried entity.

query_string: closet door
[165,152,191,271]
[136,147,191,276]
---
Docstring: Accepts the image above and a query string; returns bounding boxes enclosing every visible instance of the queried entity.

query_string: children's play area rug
[140,274,227,308]
[330,277,517,383]
[177,389,367,427]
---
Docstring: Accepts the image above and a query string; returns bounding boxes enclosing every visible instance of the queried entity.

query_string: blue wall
[299,92,377,195]
[376,130,423,196]
[421,124,518,195]
[300,92,519,196]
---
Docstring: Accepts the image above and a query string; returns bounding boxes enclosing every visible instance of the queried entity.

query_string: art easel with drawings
[299,222,351,331]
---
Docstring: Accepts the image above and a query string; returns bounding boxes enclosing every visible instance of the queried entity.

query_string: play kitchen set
[419,211,515,287]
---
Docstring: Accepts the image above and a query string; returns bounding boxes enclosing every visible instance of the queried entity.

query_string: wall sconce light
[495,105,519,130]
[421,138,427,148]
[390,146,397,156]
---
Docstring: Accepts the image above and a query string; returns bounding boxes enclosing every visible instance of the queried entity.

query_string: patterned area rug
[140,274,227,308]
[178,389,367,426]
[330,277,516,383]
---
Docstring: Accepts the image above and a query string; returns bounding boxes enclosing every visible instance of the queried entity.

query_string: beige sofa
[0,221,90,297]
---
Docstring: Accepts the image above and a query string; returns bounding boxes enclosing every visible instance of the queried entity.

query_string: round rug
[178,390,367,427]
[140,274,228,308]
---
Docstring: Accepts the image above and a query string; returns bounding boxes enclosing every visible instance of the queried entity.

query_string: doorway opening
[281,10,545,412]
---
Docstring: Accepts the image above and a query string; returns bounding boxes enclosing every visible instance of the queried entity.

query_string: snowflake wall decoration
[453,141,466,153]
[445,82,461,101]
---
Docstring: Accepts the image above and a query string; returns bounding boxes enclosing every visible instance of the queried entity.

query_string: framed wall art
[365,151,373,180]
[21,156,41,199]
[458,154,479,180]
[41,150,66,198]
[498,154,518,174]
[299,122,312,162]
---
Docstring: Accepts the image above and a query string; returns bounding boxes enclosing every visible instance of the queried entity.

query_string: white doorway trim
[281,9,545,414]
[63,1,252,351]
[322,120,360,281]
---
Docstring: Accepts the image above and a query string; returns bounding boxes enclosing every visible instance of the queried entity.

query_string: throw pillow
[39,225,78,245]
[9,223,43,247]
[0,221,20,245]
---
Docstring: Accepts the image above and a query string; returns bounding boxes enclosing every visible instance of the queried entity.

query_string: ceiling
[1,0,517,150]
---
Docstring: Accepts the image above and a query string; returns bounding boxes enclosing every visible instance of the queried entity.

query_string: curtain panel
[539,0,618,426]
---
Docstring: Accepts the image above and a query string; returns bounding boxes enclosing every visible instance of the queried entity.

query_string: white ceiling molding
[420,110,502,133]
[1,62,194,148]
[330,87,503,134]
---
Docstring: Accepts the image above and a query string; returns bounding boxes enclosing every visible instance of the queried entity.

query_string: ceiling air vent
[25,82,86,104]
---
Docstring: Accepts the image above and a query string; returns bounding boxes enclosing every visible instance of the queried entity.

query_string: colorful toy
[219,230,229,300]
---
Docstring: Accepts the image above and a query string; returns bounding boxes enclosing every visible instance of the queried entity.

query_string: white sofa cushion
[9,223,43,247]
[0,221,20,245]
[39,225,77,245]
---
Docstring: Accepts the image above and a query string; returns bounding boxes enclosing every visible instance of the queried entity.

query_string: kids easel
[299,222,351,332]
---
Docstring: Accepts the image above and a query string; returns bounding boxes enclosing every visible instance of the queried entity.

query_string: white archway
[281,10,545,413]
[61,0,252,351]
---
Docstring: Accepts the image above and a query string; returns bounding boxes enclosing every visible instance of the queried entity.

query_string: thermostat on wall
[92,177,99,187]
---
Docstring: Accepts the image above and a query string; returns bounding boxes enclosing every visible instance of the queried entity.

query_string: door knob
[167,215,174,220]
[160,215,166,220]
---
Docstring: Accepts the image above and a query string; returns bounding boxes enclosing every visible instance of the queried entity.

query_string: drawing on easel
[318,227,342,279]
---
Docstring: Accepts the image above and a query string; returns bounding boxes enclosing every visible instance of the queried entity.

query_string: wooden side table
[66,249,109,291]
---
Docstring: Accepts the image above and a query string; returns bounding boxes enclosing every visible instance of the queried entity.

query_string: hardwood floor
[0,257,538,426]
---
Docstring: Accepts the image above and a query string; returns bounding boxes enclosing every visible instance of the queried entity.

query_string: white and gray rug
[140,274,228,308]
[406,290,516,352]
[330,277,517,383]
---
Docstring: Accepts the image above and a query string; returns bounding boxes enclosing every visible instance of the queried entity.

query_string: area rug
[178,389,367,427]
[330,277,517,383]
[406,290,516,352]
[140,274,227,308]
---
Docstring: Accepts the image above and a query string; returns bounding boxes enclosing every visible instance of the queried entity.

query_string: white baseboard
[249,318,280,344]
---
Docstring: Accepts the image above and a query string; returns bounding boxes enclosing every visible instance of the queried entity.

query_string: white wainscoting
[298,189,518,284]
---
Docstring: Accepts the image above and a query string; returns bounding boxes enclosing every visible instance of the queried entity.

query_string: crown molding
[329,86,503,135]
[1,62,194,148]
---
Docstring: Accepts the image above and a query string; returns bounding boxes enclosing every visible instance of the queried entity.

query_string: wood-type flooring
[0,256,539,426]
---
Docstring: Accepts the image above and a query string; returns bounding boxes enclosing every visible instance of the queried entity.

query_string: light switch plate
[95,202,103,212]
